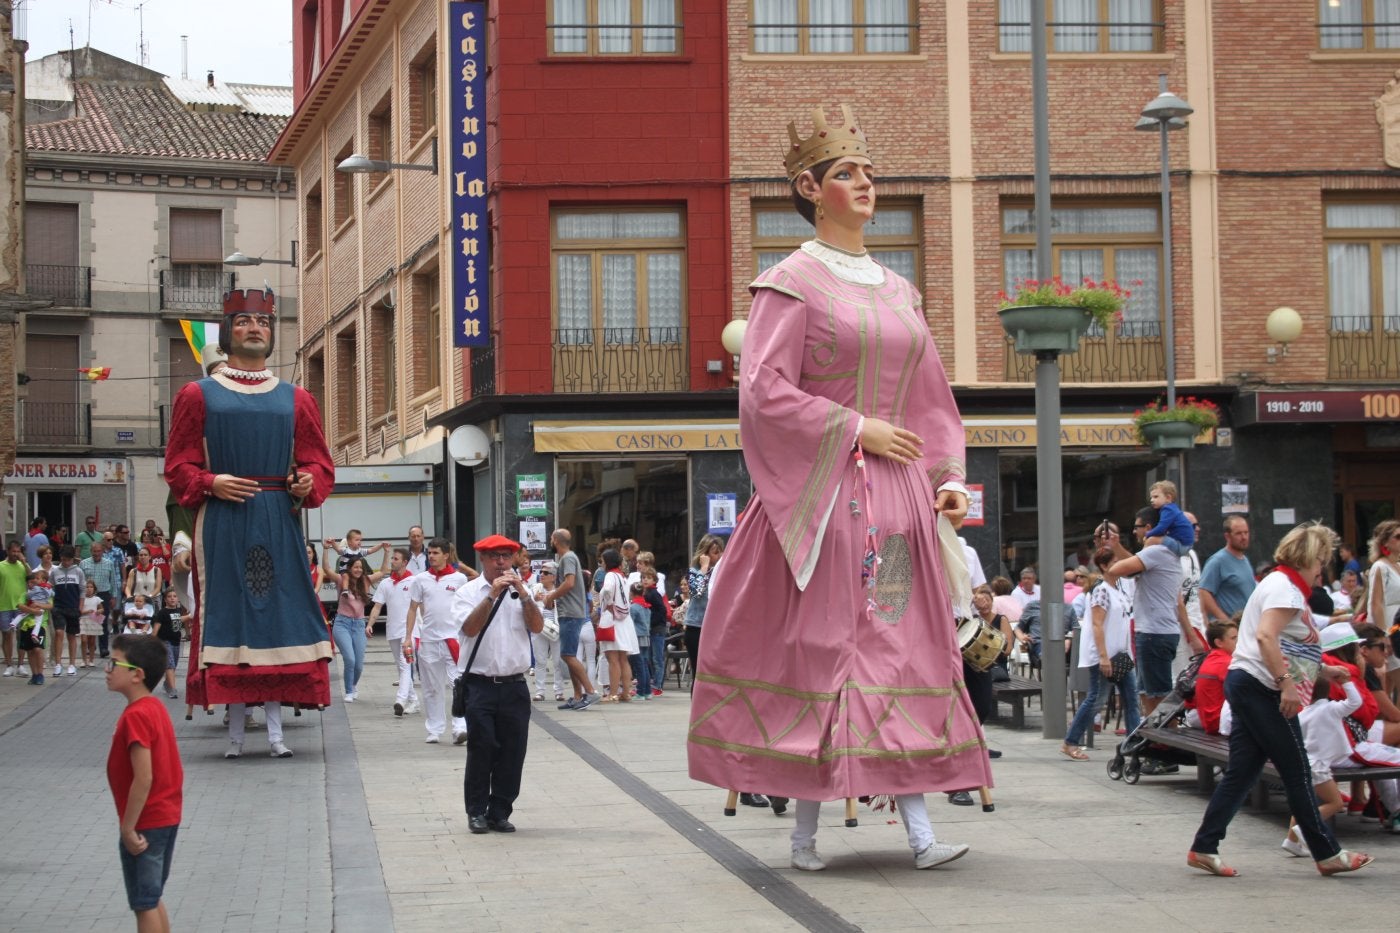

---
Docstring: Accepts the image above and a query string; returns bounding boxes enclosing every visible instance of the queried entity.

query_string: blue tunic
[196,377,331,667]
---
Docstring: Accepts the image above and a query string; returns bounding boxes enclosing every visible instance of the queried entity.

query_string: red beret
[473,534,522,553]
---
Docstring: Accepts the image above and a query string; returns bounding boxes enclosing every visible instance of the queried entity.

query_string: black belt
[465,672,525,684]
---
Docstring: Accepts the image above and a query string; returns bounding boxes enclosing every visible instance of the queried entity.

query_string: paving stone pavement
[2,643,1397,932]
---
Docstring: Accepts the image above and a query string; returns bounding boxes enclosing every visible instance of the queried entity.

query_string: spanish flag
[80,367,111,381]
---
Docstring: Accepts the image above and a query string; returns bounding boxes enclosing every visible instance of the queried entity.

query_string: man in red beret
[450,534,543,834]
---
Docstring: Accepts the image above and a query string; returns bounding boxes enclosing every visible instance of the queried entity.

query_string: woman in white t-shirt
[595,548,639,702]
[1061,548,1139,760]
[1187,522,1372,878]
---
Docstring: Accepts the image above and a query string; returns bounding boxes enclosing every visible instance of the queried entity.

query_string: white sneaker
[914,842,970,870]
[2,666,13,677]
[344,694,355,703]
[270,742,293,758]
[18,664,30,677]
[1281,829,1307,858]
[790,845,827,872]
[404,701,421,714]
[224,742,243,759]
[425,734,441,744]
[66,665,76,675]
[52,666,63,677]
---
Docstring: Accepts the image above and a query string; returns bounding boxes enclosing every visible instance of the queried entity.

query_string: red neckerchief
[390,569,413,583]
[1275,564,1311,601]
[631,595,649,606]
[427,565,456,581]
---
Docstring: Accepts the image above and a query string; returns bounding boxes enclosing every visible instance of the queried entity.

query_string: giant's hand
[935,489,968,528]
[211,474,258,502]
[287,470,314,499]
[859,417,923,465]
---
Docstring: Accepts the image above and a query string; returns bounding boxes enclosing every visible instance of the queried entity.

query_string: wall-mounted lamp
[336,148,439,175]
[720,318,747,384]
[1265,306,1303,363]
[224,240,299,268]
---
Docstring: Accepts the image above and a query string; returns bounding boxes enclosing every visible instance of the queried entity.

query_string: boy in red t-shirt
[106,634,184,933]
[1184,618,1237,735]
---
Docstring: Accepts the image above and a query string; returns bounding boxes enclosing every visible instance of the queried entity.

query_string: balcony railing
[1003,320,1165,383]
[1328,316,1400,380]
[18,399,91,446]
[469,344,496,397]
[27,264,92,307]
[159,267,235,312]
[553,326,688,393]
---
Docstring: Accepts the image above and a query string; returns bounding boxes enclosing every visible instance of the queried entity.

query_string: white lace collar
[801,239,885,285]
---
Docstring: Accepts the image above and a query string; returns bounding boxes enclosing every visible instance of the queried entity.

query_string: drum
[958,618,1006,672]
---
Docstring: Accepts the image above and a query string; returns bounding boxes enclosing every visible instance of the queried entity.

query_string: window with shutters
[304,181,324,258]
[334,324,359,442]
[165,208,227,311]
[370,297,397,420]
[26,202,88,307]
[21,334,84,445]
[368,91,393,192]
[333,142,355,230]
[410,45,437,142]
[548,0,683,56]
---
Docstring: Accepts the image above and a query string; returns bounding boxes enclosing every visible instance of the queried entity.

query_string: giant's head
[218,287,276,359]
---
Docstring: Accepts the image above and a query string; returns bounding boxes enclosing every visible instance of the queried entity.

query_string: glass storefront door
[555,457,689,581]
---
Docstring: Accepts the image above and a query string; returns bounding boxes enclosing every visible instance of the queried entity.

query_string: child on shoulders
[1143,480,1194,557]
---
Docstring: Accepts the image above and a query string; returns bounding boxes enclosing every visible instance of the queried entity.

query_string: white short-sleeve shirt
[408,568,469,642]
[451,576,534,677]
[1231,571,1310,689]
[372,570,419,641]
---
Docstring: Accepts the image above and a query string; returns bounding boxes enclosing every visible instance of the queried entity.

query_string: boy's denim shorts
[119,824,178,911]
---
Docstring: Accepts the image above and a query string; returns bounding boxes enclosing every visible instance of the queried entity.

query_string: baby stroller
[1107,652,1207,784]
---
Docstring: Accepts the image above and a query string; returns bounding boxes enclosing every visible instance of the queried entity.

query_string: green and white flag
[180,320,220,366]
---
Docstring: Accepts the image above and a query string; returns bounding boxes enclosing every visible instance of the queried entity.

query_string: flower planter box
[1139,419,1202,451]
[997,305,1093,355]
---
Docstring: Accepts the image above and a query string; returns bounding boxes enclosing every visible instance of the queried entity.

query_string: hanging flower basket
[997,278,1132,356]
[1132,397,1221,451]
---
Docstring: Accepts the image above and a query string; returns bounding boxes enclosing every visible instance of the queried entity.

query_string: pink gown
[687,247,992,799]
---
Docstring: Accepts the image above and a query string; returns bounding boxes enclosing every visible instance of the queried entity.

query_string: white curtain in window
[1003,248,1035,291]
[1320,0,1364,49]
[602,254,638,337]
[1377,0,1400,48]
[757,251,790,273]
[646,253,683,337]
[1108,0,1154,52]
[1114,248,1160,336]
[1384,244,1400,331]
[1054,0,1098,52]
[557,211,681,240]
[599,0,632,53]
[871,206,915,236]
[1329,243,1372,332]
[865,0,911,53]
[999,0,1031,52]
[1326,203,1400,229]
[756,209,815,239]
[753,0,799,52]
[1003,206,1157,236]
[810,0,854,53]
[1059,248,1106,333]
[553,0,588,53]
[643,0,678,53]
[872,249,915,282]
[557,254,593,342]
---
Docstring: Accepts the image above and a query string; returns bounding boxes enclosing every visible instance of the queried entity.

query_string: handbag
[540,615,560,643]
[1106,650,1135,683]
[450,589,510,719]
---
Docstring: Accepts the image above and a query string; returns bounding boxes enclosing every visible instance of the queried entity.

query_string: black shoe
[988,748,1003,759]
[468,815,490,834]
[487,818,516,833]
[947,791,975,806]
[769,795,789,815]
[739,793,769,808]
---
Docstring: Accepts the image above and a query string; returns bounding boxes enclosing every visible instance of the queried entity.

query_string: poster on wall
[962,483,984,527]
[707,493,737,534]
[516,474,548,516]
[1221,482,1249,515]
[519,520,548,552]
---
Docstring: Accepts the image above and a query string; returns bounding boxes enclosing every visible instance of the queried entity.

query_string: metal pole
[1031,0,1067,739]
[1158,74,1175,410]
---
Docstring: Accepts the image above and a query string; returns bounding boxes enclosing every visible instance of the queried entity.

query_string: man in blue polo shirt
[1199,515,1256,624]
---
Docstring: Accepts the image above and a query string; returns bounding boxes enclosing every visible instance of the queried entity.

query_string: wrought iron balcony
[553,326,687,394]
[1327,316,1400,381]
[1003,320,1165,383]
[26,264,92,307]
[469,343,495,397]
[18,399,91,446]
[159,266,235,312]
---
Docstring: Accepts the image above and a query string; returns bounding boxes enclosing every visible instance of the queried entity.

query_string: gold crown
[783,104,870,183]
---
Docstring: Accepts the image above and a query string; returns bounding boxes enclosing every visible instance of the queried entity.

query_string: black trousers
[463,676,532,821]
[963,659,994,725]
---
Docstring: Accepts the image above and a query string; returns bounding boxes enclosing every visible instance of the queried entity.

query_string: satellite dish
[447,425,490,467]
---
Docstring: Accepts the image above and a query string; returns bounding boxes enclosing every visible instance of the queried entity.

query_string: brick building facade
[275,1,1400,581]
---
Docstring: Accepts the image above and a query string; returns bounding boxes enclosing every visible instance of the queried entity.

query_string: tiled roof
[27,81,289,162]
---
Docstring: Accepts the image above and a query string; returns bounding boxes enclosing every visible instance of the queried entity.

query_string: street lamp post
[1136,76,1193,409]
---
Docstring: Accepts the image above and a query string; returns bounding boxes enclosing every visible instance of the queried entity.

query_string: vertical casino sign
[451,2,489,348]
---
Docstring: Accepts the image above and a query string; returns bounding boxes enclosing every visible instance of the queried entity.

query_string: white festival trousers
[419,638,465,738]
[388,637,418,707]
[790,795,935,852]
[530,631,567,696]
[228,703,283,745]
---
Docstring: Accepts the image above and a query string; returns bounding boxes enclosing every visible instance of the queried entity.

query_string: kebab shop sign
[4,458,128,484]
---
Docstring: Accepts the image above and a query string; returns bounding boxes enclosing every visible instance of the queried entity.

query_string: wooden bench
[992,676,1043,729]
[1138,725,1400,809]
